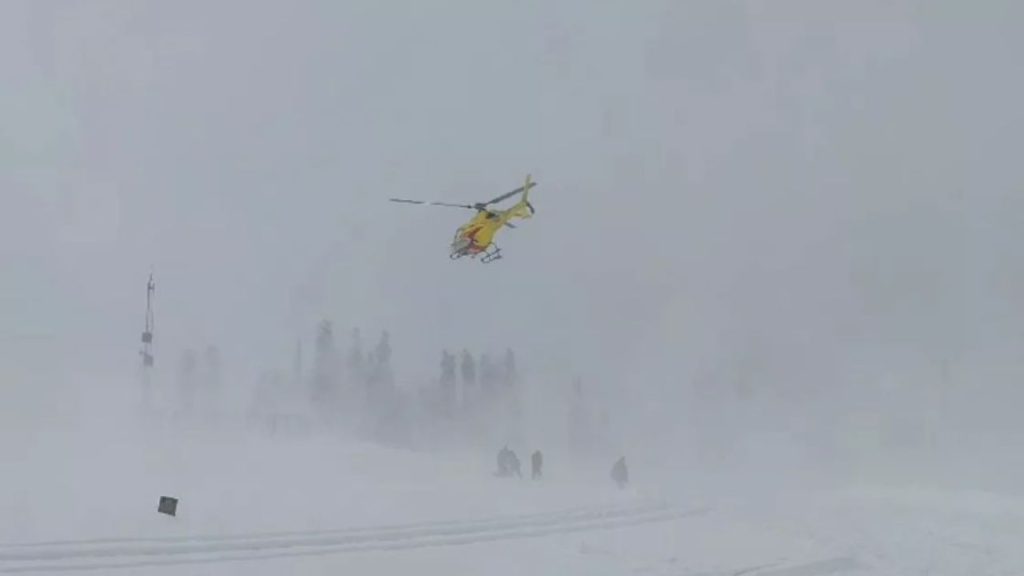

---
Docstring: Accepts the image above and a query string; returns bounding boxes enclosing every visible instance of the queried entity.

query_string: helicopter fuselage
[450,211,502,258]
[450,194,535,261]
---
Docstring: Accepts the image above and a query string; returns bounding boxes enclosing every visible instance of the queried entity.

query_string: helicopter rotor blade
[481,180,537,207]
[389,198,475,210]
[391,177,538,211]
[430,201,476,209]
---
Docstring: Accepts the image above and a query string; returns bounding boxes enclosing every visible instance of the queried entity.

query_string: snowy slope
[3,415,1024,576]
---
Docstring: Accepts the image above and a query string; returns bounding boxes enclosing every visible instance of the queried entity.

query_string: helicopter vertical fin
[519,174,535,216]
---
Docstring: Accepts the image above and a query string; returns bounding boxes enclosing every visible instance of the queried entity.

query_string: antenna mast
[141,274,156,372]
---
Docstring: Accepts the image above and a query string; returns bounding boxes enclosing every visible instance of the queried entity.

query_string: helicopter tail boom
[500,174,535,222]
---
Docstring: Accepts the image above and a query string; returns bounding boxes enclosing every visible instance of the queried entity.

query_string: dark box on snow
[158,496,178,517]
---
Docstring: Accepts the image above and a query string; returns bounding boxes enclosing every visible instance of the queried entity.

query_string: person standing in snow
[611,456,628,489]
[497,446,510,476]
[508,449,522,478]
[531,450,543,480]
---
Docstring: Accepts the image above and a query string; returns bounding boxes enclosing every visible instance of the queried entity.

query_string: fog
[3,1,1024,573]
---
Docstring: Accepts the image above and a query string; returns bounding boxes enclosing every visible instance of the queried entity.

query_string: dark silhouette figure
[508,449,522,478]
[503,348,518,388]
[611,456,628,489]
[496,445,522,478]
[497,445,510,476]
[531,450,543,480]
[440,350,456,384]
[439,350,457,414]
[461,350,476,387]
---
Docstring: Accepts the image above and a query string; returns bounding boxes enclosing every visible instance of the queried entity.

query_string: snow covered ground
[3,408,1023,576]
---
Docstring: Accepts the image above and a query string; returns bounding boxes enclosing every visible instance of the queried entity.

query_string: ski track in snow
[746,557,864,575]
[685,557,865,576]
[0,500,666,550]
[0,501,709,573]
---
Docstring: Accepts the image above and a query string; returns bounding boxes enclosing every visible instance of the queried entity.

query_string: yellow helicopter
[389,175,537,263]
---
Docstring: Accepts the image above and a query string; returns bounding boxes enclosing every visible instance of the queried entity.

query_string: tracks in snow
[0,500,708,573]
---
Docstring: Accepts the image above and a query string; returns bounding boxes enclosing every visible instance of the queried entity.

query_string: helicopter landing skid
[479,244,503,264]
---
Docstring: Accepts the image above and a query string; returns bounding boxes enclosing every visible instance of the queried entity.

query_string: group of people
[496,446,544,479]
[495,446,629,488]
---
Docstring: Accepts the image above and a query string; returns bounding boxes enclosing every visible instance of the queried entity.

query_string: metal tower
[140,274,156,371]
